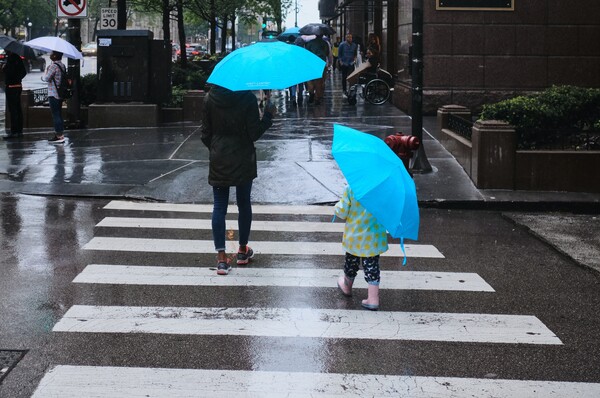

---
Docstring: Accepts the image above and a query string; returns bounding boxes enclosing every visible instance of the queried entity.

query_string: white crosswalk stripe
[84,237,445,258]
[74,264,495,291]
[104,200,336,215]
[33,366,600,398]
[32,200,600,396]
[53,305,561,344]
[97,216,346,232]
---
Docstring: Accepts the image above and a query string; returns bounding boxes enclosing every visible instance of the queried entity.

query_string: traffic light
[261,17,267,31]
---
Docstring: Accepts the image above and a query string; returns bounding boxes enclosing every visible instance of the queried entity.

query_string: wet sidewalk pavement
[1,73,599,209]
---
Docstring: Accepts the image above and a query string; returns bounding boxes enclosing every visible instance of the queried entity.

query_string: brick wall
[394,0,600,114]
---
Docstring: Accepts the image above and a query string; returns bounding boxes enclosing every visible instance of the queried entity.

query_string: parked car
[185,43,197,59]
[188,45,206,59]
[81,42,97,56]
[0,48,46,72]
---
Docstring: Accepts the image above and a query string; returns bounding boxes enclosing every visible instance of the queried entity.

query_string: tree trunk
[210,0,216,54]
[220,16,227,54]
[230,15,236,51]
[162,0,170,44]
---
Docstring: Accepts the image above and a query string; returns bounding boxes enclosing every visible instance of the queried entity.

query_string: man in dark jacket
[2,50,27,139]
[201,85,276,275]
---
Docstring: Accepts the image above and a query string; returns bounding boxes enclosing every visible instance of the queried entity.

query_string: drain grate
[0,350,27,383]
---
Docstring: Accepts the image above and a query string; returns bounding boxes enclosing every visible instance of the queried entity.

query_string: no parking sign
[57,0,87,18]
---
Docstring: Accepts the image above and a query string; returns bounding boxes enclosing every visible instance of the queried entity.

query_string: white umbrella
[24,36,83,60]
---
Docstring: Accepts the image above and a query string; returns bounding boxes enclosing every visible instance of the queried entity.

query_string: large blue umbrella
[332,124,419,245]
[207,41,326,91]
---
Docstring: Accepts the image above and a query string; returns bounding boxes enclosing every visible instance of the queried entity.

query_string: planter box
[516,151,600,192]
[438,105,600,193]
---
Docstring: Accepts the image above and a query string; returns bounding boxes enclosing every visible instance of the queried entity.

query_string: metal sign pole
[410,0,432,173]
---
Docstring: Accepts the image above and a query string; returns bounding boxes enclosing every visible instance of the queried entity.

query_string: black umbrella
[299,23,335,36]
[0,35,36,58]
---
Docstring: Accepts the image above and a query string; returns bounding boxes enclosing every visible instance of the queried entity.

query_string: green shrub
[171,61,208,90]
[163,85,186,108]
[79,73,97,106]
[480,86,600,149]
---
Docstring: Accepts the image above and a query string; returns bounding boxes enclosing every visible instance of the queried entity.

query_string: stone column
[183,90,206,122]
[437,104,471,132]
[471,120,517,189]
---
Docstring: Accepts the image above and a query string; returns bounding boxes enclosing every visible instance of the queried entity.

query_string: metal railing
[447,113,473,141]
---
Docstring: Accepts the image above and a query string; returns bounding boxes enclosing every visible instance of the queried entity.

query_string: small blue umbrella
[207,41,326,91]
[332,124,419,251]
[278,26,301,39]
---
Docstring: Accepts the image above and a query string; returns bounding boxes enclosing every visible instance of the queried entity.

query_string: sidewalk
[1,72,599,210]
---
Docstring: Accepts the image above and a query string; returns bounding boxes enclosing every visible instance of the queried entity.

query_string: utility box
[96,29,170,104]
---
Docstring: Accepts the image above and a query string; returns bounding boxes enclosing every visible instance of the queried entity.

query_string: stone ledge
[88,103,159,128]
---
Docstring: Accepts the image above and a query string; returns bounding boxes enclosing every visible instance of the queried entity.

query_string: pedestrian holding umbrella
[0,35,36,59]
[277,26,301,41]
[24,36,83,60]
[207,41,326,91]
[331,124,420,311]
[299,23,335,36]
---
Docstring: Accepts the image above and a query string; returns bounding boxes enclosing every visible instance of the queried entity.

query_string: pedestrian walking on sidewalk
[335,185,388,310]
[2,50,27,139]
[41,51,66,144]
[201,85,276,275]
[304,34,329,105]
[337,33,357,95]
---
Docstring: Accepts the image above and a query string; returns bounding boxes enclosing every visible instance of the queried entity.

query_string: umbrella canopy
[207,41,326,91]
[0,35,36,58]
[299,23,335,36]
[278,26,301,39]
[24,36,83,60]
[332,124,419,242]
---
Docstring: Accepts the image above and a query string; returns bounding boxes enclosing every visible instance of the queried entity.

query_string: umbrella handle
[400,238,407,266]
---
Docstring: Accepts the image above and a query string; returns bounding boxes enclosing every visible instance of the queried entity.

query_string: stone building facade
[322,0,600,115]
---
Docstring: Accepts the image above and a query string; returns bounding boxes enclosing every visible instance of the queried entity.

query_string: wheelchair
[347,66,394,106]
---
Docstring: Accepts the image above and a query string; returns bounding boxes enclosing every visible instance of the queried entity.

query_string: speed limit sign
[100,8,117,29]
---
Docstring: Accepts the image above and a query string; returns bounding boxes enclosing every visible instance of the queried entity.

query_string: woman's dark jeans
[48,96,64,134]
[212,181,253,252]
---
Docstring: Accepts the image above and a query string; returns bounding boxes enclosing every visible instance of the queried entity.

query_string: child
[335,185,388,310]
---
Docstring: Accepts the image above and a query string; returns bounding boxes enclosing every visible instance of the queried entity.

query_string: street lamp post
[27,21,32,41]
[410,0,432,173]
[294,0,299,27]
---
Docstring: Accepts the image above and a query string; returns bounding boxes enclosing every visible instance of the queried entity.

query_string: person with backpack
[1,50,27,139]
[41,51,67,144]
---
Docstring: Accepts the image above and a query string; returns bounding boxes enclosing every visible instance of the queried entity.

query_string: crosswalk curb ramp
[32,201,600,396]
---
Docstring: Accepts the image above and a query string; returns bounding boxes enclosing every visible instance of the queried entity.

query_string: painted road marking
[33,366,600,397]
[104,201,335,215]
[53,305,561,345]
[74,264,494,292]
[97,216,345,232]
[83,237,444,258]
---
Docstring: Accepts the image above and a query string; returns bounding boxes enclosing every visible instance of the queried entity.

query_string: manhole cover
[0,350,27,383]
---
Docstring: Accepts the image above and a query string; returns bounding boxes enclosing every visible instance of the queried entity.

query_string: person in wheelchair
[345,42,393,105]
[346,47,379,92]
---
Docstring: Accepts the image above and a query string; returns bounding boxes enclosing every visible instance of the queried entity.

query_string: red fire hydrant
[384,133,421,171]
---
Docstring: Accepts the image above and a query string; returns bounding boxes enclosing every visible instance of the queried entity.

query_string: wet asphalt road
[0,195,599,397]
[1,72,600,396]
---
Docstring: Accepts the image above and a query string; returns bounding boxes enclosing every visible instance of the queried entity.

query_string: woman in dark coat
[201,85,276,275]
